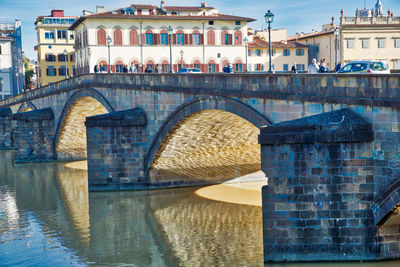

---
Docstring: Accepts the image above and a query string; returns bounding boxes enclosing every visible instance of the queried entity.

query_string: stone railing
[341,15,400,25]
[0,73,399,109]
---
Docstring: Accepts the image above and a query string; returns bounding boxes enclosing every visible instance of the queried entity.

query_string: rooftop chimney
[201,2,208,8]
[51,10,64,17]
[96,5,105,14]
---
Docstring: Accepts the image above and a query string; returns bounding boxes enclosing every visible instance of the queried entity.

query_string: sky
[1,0,400,60]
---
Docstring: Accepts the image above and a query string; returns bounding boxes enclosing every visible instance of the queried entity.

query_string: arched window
[114,29,122,45]
[221,30,232,45]
[176,29,184,45]
[145,29,153,45]
[145,60,154,71]
[97,28,106,45]
[99,60,107,72]
[193,60,201,69]
[207,30,215,45]
[161,60,169,72]
[130,29,138,45]
[115,60,124,73]
[208,59,216,73]
[235,30,242,45]
[234,59,243,72]
[192,30,201,45]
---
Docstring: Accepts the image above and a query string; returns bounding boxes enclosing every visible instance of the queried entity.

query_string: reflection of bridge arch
[55,88,114,160]
[17,101,37,113]
[145,96,271,183]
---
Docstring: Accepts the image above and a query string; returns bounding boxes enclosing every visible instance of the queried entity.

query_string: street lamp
[334,28,340,68]
[106,35,112,73]
[15,73,19,94]
[180,49,184,70]
[35,62,40,88]
[167,26,173,73]
[243,37,248,72]
[63,49,68,79]
[264,10,275,73]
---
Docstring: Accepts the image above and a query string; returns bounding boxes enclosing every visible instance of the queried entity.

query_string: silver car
[337,60,390,74]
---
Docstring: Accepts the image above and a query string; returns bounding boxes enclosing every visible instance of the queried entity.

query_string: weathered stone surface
[13,108,56,163]
[86,108,148,191]
[0,108,13,149]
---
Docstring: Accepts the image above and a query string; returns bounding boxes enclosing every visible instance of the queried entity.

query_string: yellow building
[35,10,77,86]
[248,37,309,72]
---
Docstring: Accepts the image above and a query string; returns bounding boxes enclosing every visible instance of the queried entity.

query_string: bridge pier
[0,108,13,149]
[85,108,148,191]
[12,108,57,163]
[259,109,377,262]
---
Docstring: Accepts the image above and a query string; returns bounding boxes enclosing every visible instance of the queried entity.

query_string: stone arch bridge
[1,73,400,262]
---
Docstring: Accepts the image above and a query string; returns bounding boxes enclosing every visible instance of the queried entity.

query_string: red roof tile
[248,38,308,48]
[287,30,334,41]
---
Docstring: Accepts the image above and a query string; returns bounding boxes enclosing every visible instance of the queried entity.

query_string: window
[209,21,214,25]
[207,30,215,45]
[248,49,251,56]
[58,66,68,76]
[146,33,153,45]
[58,54,67,62]
[208,64,216,72]
[137,9,142,15]
[0,45,1,55]
[72,66,76,76]
[378,39,385,48]
[46,66,56,76]
[255,49,262,56]
[395,39,400,48]
[99,61,107,72]
[70,54,75,62]
[69,32,75,40]
[268,49,276,56]
[45,31,54,39]
[57,30,67,39]
[45,54,56,62]
[97,28,106,45]
[283,64,289,71]
[224,33,229,45]
[115,63,124,73]
[255,64,264,71]
[161,33,168,45]
[235,64,242,72]
[235,21,241,25]
[130,29,139,45]
[234,30,242,45]
[298,64,305,71]
[362,39,369,49]
[114,29,122,45]
[193,63,201,69]
[283,49,290,56]
[162,64,170,72]
[296,49,304,56]
[394,60,400,69]
[193,33,200,45]
[177,33,184,45]
[346,39,354,49]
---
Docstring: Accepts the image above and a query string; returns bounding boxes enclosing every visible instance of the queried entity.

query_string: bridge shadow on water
[0,150,265,266]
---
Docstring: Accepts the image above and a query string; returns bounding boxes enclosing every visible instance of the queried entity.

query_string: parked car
[337,60,390,74]
[177,68,202,73]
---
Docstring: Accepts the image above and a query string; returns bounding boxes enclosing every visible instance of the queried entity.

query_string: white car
[177,68,202,73]
[337,60,390,74]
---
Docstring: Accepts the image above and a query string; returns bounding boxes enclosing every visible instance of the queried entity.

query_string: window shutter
[141,34,145,45]
[111,65,116,73]
[184,34,189,45]
[228,34,233,45]
[173,34,177,45]
[216,64,219,72]
[200,34,204,45]
[189,34,193,45]
[221,32,225,45]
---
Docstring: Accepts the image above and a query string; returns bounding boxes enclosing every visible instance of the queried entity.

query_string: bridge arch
[54,88,114,160]
[17,102,37,113]
[145,96,271,182]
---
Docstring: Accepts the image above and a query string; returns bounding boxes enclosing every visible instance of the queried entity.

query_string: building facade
[0,20,24,98]
[247,37,308,72]
[35,10,77,86]
[70,2,255,74]
[339,1,400,69]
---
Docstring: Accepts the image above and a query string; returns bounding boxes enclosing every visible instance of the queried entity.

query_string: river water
[1,150,399,266]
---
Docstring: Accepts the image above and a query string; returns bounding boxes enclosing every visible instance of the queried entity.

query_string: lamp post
[63,49,68,79]
[244,37,248,72]
[106,36,112,73]
[167,26,173,73]
[16,73,19,94]
[180,49,184,70]
[264,10,275,73]
[334,28,340,68]
[35,62,40,88]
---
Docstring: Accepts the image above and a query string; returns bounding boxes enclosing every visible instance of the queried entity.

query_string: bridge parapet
[0,108,13,149]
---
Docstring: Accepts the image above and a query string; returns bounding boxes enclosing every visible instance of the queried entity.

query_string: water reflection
[0,150,264,266]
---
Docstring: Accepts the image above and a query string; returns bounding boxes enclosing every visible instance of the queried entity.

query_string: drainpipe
[140,21,143,72]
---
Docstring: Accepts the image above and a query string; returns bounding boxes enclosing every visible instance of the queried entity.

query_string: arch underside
[56,96,108,160]
[150,109,261,183]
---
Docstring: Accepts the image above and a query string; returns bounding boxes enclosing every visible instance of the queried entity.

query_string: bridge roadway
[1,73,400,262]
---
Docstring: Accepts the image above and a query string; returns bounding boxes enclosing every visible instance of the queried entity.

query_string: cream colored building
[339,2,400,69]
[70,2,255,74]
[247,37,308,72]
[288,1,400,70]
[35,10,77,86]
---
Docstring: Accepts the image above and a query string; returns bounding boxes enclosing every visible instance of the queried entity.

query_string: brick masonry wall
[261,142,377,261]
[13,108,56,163]
[0,108,13,149]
